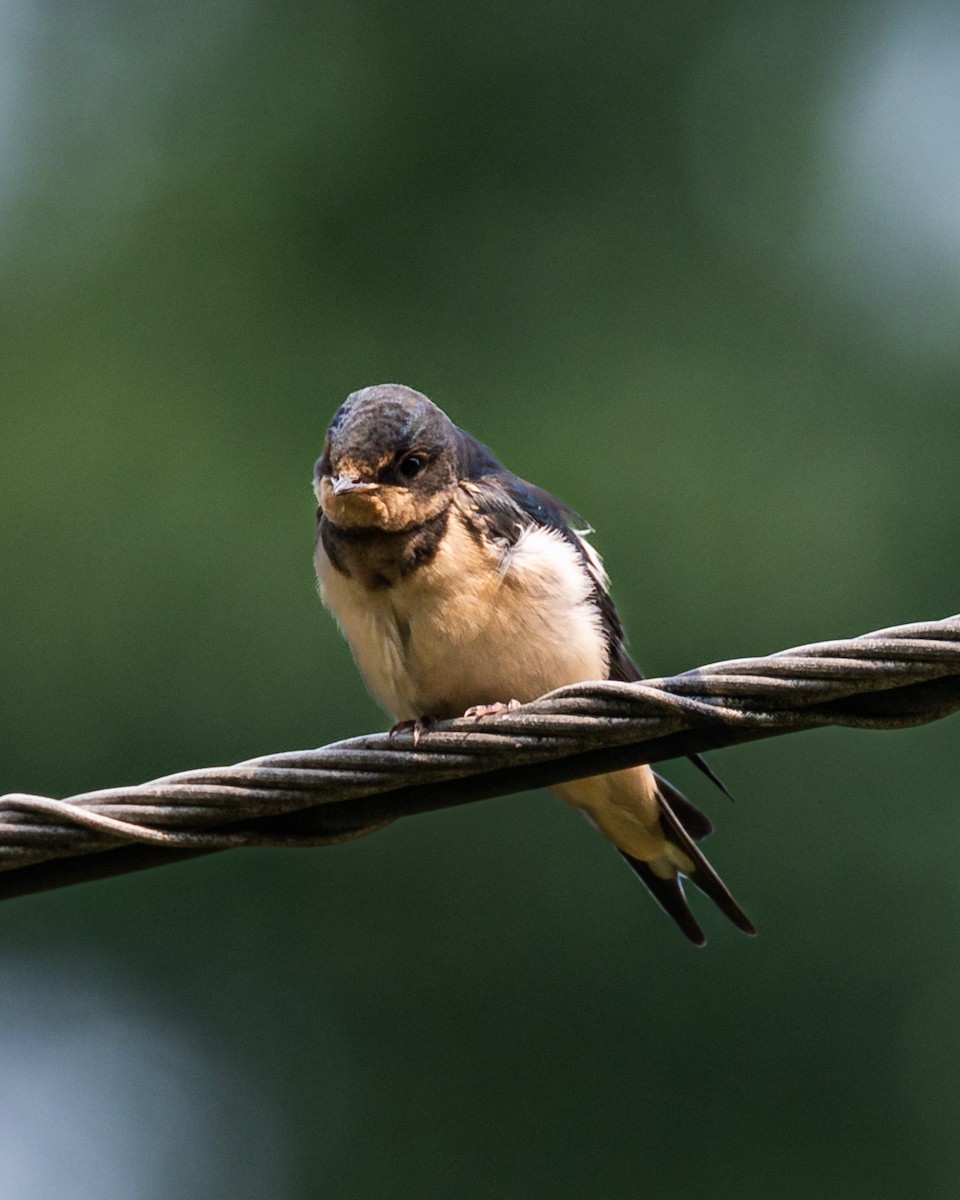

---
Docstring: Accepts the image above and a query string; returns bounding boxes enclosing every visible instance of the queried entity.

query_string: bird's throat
[319,506,451,591]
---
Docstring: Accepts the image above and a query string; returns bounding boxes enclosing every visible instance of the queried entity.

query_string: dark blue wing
[455,427,732,799]
[455,428,638,678]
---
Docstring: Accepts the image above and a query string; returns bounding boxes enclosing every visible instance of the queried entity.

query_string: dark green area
[2,2,959,1196]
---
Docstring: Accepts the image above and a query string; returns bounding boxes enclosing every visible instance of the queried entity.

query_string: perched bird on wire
[313,383,754,945]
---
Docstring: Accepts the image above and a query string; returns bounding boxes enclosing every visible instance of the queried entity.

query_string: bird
[313,383,755,945]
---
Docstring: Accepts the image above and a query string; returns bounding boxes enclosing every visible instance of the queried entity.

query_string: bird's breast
[316,501,608,720]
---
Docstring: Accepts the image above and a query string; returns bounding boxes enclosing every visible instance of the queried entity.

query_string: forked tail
[620,774,756,946]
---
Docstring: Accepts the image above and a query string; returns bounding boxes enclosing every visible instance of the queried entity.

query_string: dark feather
[654,773,714,840]
[655,789,756,937]
[456,430,732,799]
[687,753,735,801]
[619,853,707,946]
[456,429,631,651]
[620,776,754,943]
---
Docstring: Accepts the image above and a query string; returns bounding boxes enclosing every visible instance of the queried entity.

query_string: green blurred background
[1,1,959,1196]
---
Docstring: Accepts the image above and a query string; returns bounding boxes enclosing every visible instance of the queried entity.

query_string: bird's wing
[457,432,731,798]
[457,433,631,670]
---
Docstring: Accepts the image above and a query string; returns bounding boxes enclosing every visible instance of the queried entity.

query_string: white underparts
[316,505,609,720]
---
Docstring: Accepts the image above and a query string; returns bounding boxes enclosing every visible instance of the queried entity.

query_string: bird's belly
[317,518,608,721]
[403,599,602,719]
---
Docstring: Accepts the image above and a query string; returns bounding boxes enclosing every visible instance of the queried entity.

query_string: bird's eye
[398,453,425,479]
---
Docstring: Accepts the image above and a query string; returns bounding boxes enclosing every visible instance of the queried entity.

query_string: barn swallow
[313,383,755,944]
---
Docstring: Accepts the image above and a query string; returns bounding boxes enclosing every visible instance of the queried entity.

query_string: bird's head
[315,384,461,530]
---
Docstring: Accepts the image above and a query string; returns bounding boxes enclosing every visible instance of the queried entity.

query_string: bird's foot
[389,716,434,747]
[463,699,522,720]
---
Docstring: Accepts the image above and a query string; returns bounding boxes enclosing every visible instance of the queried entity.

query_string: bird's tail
[620,773,755,946]
[554,767,755,946]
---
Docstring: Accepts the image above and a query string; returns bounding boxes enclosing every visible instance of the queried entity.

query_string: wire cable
[1,615,958,900]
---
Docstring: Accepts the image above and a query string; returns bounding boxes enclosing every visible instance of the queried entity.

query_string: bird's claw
[463,699,522,720]
[389,716,433,747]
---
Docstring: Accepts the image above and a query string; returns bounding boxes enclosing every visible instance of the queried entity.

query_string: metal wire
[1,614,959,900]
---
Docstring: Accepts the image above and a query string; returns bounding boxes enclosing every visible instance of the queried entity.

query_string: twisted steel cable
[1,615,959,900]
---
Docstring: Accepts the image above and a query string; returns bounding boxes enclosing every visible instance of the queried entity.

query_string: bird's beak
[331,474,378,496]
